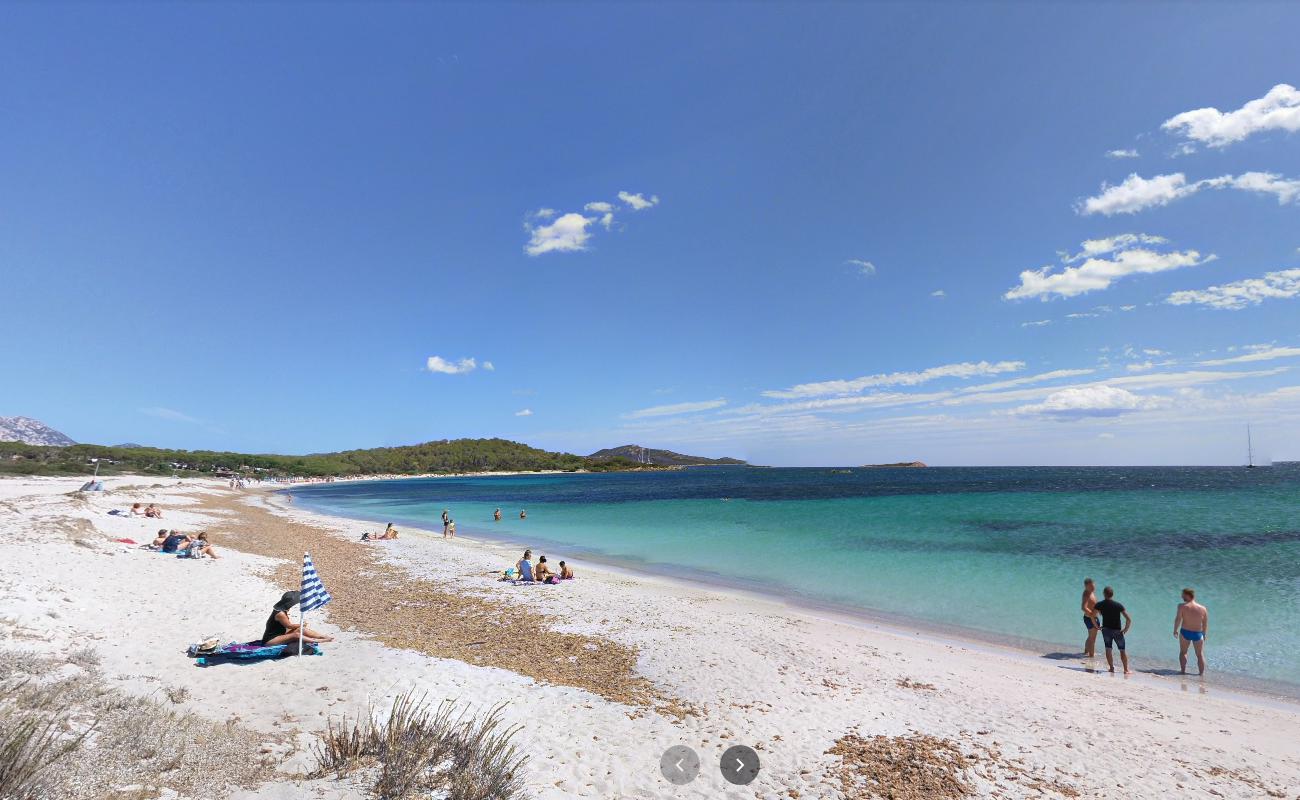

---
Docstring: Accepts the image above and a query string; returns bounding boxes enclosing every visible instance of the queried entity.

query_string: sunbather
[131,503,145,516]
[150,529,170,548]
[515,550,535,582]
[186,532,221,559]
[377,523,398,540]
[535,555,555,583]
[160,530,190,553]
[144,503,163,519]
[260,591,334,646]
[559,560,574,580]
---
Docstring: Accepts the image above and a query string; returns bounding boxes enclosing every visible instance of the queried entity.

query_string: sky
[2,2,1299,466]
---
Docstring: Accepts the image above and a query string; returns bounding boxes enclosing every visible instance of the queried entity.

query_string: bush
[313,691,528,800]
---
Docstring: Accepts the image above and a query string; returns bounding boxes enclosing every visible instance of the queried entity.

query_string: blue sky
[3,3,1299,465]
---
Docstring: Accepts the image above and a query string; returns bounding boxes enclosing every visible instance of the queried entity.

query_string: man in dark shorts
[1081,577,1100,657]
[1094,586,1133,674]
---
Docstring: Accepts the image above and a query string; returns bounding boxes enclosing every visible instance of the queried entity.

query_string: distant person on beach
[145,503,163,519]
[260,591,334,646]
[494,508,502,522]
[535,555,554,583]
[131,503,144,516]
[160,530,190,553]
[1095,586,1132,674]
[185,532,221,559]
[448,521,456,538]
[559,560,574,580]
[1081,578,1101,657]
[520,509,527,520]
[1174,588,1209,675]
[150,528,169,548]
[516,550,534,581]
[376,523,398,540]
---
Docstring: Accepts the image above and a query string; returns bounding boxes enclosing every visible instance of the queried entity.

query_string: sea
[287,465,1300,691]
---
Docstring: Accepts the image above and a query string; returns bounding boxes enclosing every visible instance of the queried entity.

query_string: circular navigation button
[719,744,760,785]
[660,745,701,785]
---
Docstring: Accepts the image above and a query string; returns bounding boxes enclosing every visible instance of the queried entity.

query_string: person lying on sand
[150,529,170,548]
[378,523,398,540]
[260,591,334,646]
[559,560,574,580]
[131,503,144,516]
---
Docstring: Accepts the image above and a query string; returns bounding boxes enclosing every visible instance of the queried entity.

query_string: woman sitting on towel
[260,591,334,646]
[185,532,221,559]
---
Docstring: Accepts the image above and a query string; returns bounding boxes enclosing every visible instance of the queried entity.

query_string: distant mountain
[587,444,747,467]
[0,416,76,447]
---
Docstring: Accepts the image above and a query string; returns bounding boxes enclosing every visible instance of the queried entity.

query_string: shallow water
[289,465,1300,686]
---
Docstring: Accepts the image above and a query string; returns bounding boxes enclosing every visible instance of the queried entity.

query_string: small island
[861,461,927,468]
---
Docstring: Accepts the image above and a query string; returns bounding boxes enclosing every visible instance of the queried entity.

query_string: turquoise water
[288,466,1300,687]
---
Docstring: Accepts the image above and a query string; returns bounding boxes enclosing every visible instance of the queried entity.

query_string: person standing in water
[1174,588,1209,675]
[519,509,527,519]
[1094,586,1132,675]
[1081,577,1101,657]
[494,508,502,522]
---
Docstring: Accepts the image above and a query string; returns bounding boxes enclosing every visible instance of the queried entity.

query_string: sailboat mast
[1247,424,1254,467]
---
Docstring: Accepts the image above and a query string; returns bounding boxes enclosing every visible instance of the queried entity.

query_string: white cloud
[1079,171,1300,216]
[598,212,614,230]
[1199,346,1300,366]
[524,212,594,256]
[1162,84,1300,148]
[618,191,660,211]
[1126,361,1155,372]
[482,361,495,371]
[1006,236,1212,300]
[515,408,533,417]
[846,259,876,276]
[425,356,478,374]
[931,289,946,298]
[1098,432,1116,439]
[583,201,614,213]
[763,360,1024,400]
[141,407,199,423]
[1106,149,1140,159]
[531,207,558,219]
[1014,385,1166,419]
[623,398,726,419]
[1166,268,1300,310]
[1078,173,1195,216]
[1021,319,1052,328]
[959,368,1095,394]
[1120,305,1137,311]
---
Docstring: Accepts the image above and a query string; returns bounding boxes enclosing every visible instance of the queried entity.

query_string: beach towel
[192,640,321,667]
[114,538,138,545]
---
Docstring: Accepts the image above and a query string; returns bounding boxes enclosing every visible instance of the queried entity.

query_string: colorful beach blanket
[192,640,322,667]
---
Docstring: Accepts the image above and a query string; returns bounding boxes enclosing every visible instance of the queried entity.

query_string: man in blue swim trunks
[1094,586,1132,674]
[1080,578,1100,657]
[1174,587,1209,675]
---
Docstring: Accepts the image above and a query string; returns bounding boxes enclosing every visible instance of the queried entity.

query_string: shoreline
[284,486,1300,707]
[4,474,1300,798]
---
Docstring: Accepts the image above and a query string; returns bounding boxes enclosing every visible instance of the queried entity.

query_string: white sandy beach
[2,474,1299,799]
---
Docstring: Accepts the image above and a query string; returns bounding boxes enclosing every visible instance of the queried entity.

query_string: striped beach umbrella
[298,551,332,654]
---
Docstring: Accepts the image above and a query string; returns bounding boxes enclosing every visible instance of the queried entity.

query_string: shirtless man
[1081,577,1101,657]
[493,508,502,522]
[1174,587,1209,675]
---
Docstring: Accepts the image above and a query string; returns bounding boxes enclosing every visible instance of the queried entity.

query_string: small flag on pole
[300,551,332,612]
[298,552,331,657]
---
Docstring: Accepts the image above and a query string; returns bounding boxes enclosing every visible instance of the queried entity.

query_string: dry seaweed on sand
[199,493,690,716]
[826,732,973,800]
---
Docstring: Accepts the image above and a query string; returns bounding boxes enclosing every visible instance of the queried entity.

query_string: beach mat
[193,640,322,667]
